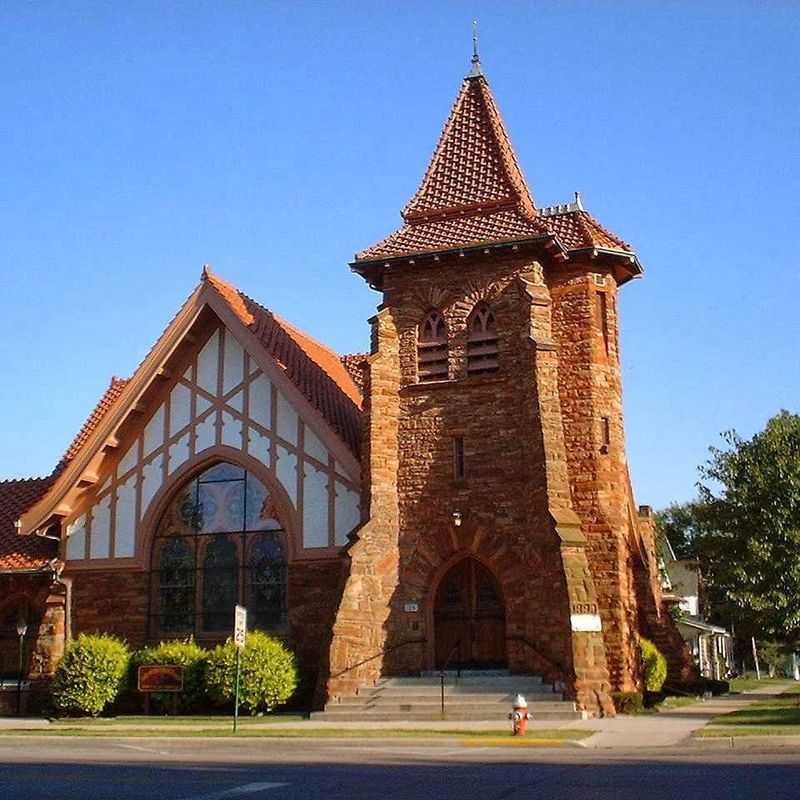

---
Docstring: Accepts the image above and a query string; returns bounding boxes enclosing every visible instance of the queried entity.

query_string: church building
[0,53,692,716]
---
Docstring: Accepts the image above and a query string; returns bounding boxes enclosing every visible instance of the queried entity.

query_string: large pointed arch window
[466,304,499,375]
[418,311,449,381]
[149,461,288,638]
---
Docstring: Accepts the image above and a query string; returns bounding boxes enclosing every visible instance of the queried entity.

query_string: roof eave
[566,246,644,285]
[351,233,563,282]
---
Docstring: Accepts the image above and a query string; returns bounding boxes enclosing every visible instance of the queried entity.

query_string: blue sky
[1,2,798,509]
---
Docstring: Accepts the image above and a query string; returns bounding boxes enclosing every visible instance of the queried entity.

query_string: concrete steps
[312,671,583,722]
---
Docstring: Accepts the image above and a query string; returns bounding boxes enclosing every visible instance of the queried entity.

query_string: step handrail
[329,637,427,681]
[506,635,569,685]
[438,639,463,718]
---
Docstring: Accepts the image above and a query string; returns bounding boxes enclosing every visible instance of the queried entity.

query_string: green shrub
[611,691,644,714]
[51,633,130,716]
[205,631,297,714]
[132,639,208,713]
[640,637,668,692]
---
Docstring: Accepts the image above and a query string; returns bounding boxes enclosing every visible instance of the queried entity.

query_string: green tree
[666,411,800,642]
[655,501,707,560]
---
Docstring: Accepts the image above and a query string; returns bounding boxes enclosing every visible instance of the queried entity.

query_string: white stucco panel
[221,411,242,450]
[114,473,137,557]
[276,391,298,445]
[196,329,220,395]
[143,404,165,457]
[334,481,361,546]
[303,461,329,548]
[249,374,271,429]
[65,515,87,561]
[169,382,192,437]
[276,445,297,505]
[222,330,245,394]
[90,494,111,559]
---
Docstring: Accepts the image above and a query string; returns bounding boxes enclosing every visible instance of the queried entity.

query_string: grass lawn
[696,685,800,738]
[47,714,306,726]
[728,676,794,693]
[0,725,591,741]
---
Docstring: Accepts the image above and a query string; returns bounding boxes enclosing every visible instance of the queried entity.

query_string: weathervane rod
[469,19,483,77]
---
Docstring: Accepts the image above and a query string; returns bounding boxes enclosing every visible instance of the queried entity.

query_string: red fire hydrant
[509,693,532,736]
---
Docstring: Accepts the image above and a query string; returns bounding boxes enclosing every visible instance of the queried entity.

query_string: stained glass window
[159,537,195,632]
[248,533,287,628]
[150,461,287,638]
[202,535,238,631]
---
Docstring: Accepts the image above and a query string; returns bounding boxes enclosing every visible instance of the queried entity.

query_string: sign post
[233,604,247,733]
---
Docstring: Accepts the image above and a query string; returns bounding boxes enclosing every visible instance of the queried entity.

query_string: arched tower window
[418,311,448,381]
[149,461,288,639]
[466,305,499,375]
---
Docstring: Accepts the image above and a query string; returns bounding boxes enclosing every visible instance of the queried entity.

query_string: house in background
[659,536,734,680]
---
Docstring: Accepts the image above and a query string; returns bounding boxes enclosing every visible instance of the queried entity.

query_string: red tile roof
[357,208,549,262]
[0,478,56,570]
[340,353,370,394]
[356,74,550,264]
[541,207,632,253]
[402,74,536,221]
[55,377,129,473]
[355,73,637,272]
[204,269,363,456]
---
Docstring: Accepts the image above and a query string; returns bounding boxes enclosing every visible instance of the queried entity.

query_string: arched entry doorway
[433,558,507,669]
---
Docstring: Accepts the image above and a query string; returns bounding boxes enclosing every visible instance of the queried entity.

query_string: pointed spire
[401,69,536,222]
[468,20,483,78]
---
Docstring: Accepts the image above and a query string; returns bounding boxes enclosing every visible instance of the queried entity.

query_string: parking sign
[234,605,247,648]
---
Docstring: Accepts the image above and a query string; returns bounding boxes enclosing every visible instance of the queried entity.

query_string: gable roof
[203,269,362,454]
[0,478,56,571]
[12,268,364,542]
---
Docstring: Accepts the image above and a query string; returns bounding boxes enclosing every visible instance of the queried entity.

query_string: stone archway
[433,557,507,669]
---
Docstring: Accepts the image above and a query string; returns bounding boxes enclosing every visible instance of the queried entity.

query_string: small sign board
[403,602,419,613]
[234,604,248,648]
[137,665,184,693]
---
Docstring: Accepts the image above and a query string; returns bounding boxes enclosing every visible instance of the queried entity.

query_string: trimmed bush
[640,637,668,692]
[132,639,208,713]
[611,691,644,715]
[205,631,297,714]
[52,633,130,717]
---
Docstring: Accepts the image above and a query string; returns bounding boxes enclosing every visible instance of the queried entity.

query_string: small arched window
[467,305,499,375]
[418,311,448,381]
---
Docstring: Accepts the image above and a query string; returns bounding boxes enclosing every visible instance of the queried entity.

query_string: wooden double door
[433,558,507,669]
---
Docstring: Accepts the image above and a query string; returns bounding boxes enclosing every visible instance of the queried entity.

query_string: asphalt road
[1,737,799,800]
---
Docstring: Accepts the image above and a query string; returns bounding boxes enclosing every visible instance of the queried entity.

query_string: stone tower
[325,57,691,714]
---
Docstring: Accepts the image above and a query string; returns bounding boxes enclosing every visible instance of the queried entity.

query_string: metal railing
[506,635,569,685]
[329,637,427,682]
[439,639,463,718]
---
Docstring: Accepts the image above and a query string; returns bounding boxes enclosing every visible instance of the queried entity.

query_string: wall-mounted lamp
[452,511,462,527]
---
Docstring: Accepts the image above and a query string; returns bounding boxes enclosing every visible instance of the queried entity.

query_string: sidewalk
[574,684,793,749]
[0,684,792,749]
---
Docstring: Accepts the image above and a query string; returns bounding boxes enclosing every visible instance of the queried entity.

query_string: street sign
[234,604,247,649]
[233,604,247,734]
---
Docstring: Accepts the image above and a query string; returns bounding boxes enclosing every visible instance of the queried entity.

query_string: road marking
[178,782,288,799]
[114,742,170,756]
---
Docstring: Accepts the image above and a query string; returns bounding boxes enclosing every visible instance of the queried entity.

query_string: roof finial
[469,20,483,78]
